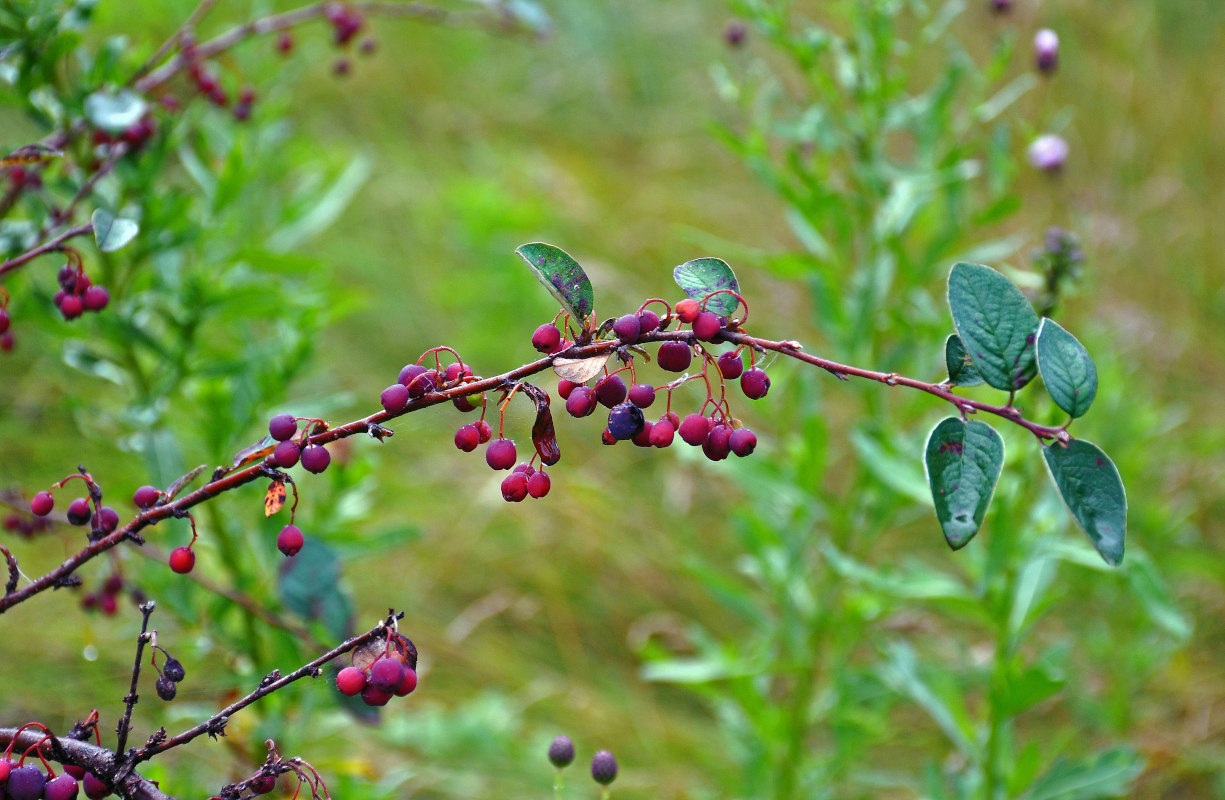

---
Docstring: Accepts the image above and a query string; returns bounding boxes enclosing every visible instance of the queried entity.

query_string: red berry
[717,351,744,379]
[632,420,654,447]
[82,285,109,311]
[692,311,723,341]
[730,428,757,457]
[169,546,195,574]
[594,374,627,408]
[657,340,692,372]
[649,419,675,447]
[360,684,392,706]
[675,298,700,323]
[394,666,418,696]
[83,773,109,800]
[276,32,294,53]
[526,471,551,498]
[0,309,9,334]
[273,440,300,468]
[277,525,304,556]
[370,656,406,693]
[486,438,517,470]
[628,383,655,408]
[380,383,410,413]
[601,427,618,446]
[565,386,597,418]
[740,368,770,399]
[301,445,331,473]
[678,414,711,446]
[250,773,277,795]
[557,379,581,399]
[66,497,91,525]
[60,294,84,320]
[455,424,480,452]
[30,491,54,516]
[612,314,641,342]
[64,766,86,780]
[100,593,118,615]
[0,331,12,352]
[133,485,160,509]
[532,324,563,354]
[268,414,297,441]
[501,472,528,502]
[703,424,732,461]
[475,419,493,443]
[336,666,367,696]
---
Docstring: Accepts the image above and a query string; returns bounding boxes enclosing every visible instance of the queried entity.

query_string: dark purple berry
[565,386,597,418]
[43,774,79,800]
[607,402,645,441]
[678,414,711,446]
[486,438,517,470]
[273,440,300,468]
[156,675,177,700]
[82,285,109,311]
[649,419,675,447]
[380,383,410,413]
[692,311,723,341]
[730,428,757,457]
[703,425,732,461]
[336,666,366,696]
[532,324,563,354]
[591,750,618,786]
[269,414,297,441]
[92,506,119,534]
[398,363,426,386]
[301,445,331,474]
[82,773,110,800]
[740,368,770,399]
[548,736,575,768]
[370,656,405,693]
[527,471,551,498]
[6,765,47,800]
[455,424,480,452]
[277,525,304,556]
[133,485,160,509]
[717,351,744,379]
[30,490,54,516]
[58,265,77,290]
[501,472,528,502]
[637,309,661,334]
[595,374,627,408]
[657,341,692,372]
[628,383,655,408]
[475,419,493,443]
[163,657,186,682]
[612,314,641,342]
[66,498,91,526]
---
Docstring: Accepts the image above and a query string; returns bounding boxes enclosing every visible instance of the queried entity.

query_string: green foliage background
[2,0,1223,798]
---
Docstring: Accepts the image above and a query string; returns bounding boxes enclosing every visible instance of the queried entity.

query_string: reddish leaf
[521,383,561,466]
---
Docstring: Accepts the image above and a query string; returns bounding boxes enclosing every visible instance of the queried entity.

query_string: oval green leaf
[1035,318,1097,418]
[84,89,148,133]
[1042,439,1126,566]
[673,257,741,317]
[944,333,985,387]
[924,417,1004,550]
[91,208,139,252]
[515,242,595,324]
[947,262,1040,391]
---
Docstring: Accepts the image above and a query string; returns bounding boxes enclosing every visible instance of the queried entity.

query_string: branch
[0,222,93,279]
[115,601,158,755]
[0,727,171,800]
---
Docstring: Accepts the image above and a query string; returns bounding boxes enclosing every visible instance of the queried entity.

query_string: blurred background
[2,0,1223,797]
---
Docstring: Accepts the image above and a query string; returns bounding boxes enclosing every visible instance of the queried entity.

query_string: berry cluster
[547,735,618,792]
[79,572,144,617]
[0,723,113,800]
[334,629,418,707]
[153,645,188,702]
[52,260,109,322]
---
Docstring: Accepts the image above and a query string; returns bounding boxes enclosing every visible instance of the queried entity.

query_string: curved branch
[0,223,93,279]
[0,728,171,800]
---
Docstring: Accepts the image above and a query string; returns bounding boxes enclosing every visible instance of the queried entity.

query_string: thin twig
[116,601,158,755]
[0,222,93,278]
[0,543,17,595]
[42,143,128,236]
[126,0,221,87]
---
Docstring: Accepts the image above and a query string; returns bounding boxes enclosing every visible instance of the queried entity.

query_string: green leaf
[947,262,1040,391]
[278,538,354,641]
[672,257,741,317]
[83,88,147,133]
[515,242,595,324]
[91,208,138,252]
[924,417,1004,550]
[944,333,985,387]
[1042,440,1127,566]
[1020,747,1144,800]
[1036,318,1098,417]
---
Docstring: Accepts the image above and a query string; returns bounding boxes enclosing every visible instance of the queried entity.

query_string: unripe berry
[277,525,304,556]
[526,470,551,499]
[66,498,91,526]
[740,368,770,399]
[678,413,711,446]
[370,656,406,693]
[82,285,109,311]
[475,419,493,443]
[548,736,575,768]
[163,657,186,682]
[380,383,410,413]
[612,313,641,342]
[628,383,655,408]
[133,485,160,509]
[657,340,692,372]
[730,428,757,457]
[44,774,79,800]
[6,766,47,800]
[455,424,480,452]
[452,393,480,413]
[717,351,744,379]
[301,445,331,474]
[637,309,661,334]
[30,490,54,516]
[532,323,563,354]
[591,750,618,786]
[361,684,392,706]
[565,386,597,418]
[169,546,195,574]
[703,424,732,461]
[501,472,528,502]
[607,402,645,441]
[393,666,418,696]
[486,438,517,470]
[156,675,177,700]
[269,414,297,441]
[273,440,300,468]
[336,666,367,696]
[692,310,723,341]
[595,374,627,408]
[675,298,700,323]
[649,418,675,447]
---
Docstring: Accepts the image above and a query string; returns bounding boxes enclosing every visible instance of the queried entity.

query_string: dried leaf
[264,480,287,517]
[521,383,561,466]
[553,354,608,383]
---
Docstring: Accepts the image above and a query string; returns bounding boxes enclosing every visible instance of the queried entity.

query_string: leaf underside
[924,417,1004,550]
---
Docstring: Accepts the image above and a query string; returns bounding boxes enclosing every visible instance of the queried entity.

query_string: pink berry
[60,294,84,320]
[717,351,744,379]
[557,379,581,399]
[82,285,109,311]
[740,368,770,399]
[649,419,675,448]
[30,491,54,516]
[730,428,757,457]
[336,666,367,696]
[486,438,517,470]
[133,485,160,509]
[565,386,597,418]
[657,341,692,372]
[531,324,563,354]
[380,383,410,413]
[277,525,304,556]
[273,440,300,468]
[360,684,392,706]
[637,309,661,334]
[475,419,493,443]
[455,424,480,452]
[301,445,331,474]
[500,472,528,502]
[692,311,723,341]
[628,383,655,408]
[678,414,711,446]
[526,471,550,498]
[703,424,732,461]
[370,656,405,693]
[393,666,418,696]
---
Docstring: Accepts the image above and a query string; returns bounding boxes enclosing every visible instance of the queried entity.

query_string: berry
[277,525,304,556]
[380,383,410,413]
[678,414,711,446]
[444,362,471,382]
[675,298,700,323]
[66,498,91,526]
[65,766,87,780]
[393,666,418,696]
[692,310,723,341]
[591,750,618,786]
[99,593,118,615]
[740,368,770,399]
[82,285,109,311]
[0,757,11,782]
[333,58,351,76]
[632,420,654,447]
[370,656,406,693]
[60,294,84,320]
[400,364,439,397]
[513,461,535,475]
[730,428,757,457]
[991,0,1012,12]
[532,324,563,354]
[163,657,186,682]
[44,774,79,800]
[336,666,367,696]
[301,445,331,473]
[6,766,47,800]
[133,485,160,509]
[58,265,77,290]
[0,309,8,334]
[649,418,675,447]
[73,272,91,293]
[268,414,297,441]
[360,37,378,54]
[273,440,300,468]
[501,472,528,502]
[0,331,12,352]
[453,393,480,413]
[637,309,661,334]
[607,402,645,441]
[168,546,195,574]
[717,351,744,379]
[526,470,551,498]
[103,573,123,594]
[612,314,640,342]
[361,684,392,706]
[628,383,655,408]
[276,32,294,53]
[30,490,54,516]
[548,736,575,768]
[601,428,617,446]
[250,774,277,795]
[475,419,493,443]
[486,438,517,470]
[657,340,692,372]
[557,379,581,399]
[92,506,120,534]
[455,424,480,452]
[82,773,110,800]
[156,675,177,700]
[595,374,627,408]
[565,386,597,418]
[703,425,732,461]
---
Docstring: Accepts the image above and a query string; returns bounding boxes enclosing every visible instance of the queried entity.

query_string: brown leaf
[264,480,286,517]
[521,383,561,466]
[553,354,608,383]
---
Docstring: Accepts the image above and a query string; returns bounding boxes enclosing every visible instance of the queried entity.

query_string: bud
[1027,134,1068,172]
[548,735,575,768]
[1034,28,1059,73]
